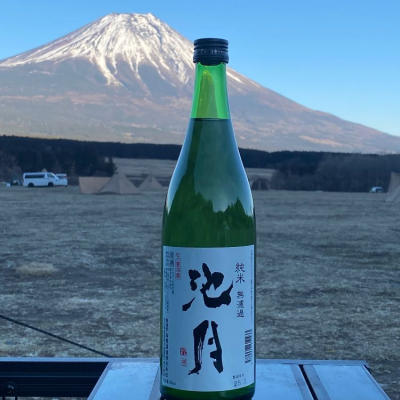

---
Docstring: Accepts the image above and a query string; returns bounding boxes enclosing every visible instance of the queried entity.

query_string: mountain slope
[0,12,398,153]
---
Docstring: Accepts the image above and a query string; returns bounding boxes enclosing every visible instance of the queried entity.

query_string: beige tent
[97,172,139,195]
[79,177,110,194]
[386,172,400,202]
[138,174,164,191]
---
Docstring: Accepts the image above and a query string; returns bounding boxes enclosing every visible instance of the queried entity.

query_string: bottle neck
[190,63,230,119]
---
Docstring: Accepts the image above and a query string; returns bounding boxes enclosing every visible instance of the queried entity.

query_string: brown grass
[0,185,398,399]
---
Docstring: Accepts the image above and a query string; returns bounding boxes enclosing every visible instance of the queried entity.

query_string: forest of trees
[1,135,400,192]
[0,136,115,181]
[271,153,400,192]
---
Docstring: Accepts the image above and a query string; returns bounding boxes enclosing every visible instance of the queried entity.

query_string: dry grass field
[0,185,399,399]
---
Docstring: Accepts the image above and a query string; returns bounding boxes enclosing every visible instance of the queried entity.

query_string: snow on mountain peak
[0,13,195,86]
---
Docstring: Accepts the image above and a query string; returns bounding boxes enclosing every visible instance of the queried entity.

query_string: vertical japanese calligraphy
[235,262,246,318]
[181,263,233,375]
[163,317,169,379]
[175,252,181,280]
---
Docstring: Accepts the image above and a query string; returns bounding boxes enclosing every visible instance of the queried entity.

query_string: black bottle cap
[193,38,229,65]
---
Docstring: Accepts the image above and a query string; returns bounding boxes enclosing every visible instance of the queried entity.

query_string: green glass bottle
[161,38,256,400]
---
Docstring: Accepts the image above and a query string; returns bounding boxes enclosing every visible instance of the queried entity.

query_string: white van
[55,174,68,187]
[23,172,59,187]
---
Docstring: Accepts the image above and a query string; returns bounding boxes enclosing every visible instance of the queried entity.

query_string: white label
[162,245,255,392]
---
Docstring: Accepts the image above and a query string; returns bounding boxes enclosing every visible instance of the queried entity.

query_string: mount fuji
[0,13,398,153]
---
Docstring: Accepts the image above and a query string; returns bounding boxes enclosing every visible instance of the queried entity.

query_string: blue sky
[1,0,399,135]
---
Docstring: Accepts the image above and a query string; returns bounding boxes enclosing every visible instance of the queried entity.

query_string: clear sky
[1,0,399,135]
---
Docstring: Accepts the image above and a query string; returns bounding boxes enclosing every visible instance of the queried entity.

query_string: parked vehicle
[55,174,68,186]
[23,172,59,187]
[370,187,384,193]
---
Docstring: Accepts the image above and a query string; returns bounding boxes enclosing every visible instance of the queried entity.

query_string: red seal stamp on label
[180,347,187,356]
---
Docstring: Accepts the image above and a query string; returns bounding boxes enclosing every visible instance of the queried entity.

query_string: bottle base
[160,384,255,400]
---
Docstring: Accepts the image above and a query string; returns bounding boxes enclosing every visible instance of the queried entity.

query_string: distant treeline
[0,136,115,180]
[1,135,400,192]
[271,153,400,192]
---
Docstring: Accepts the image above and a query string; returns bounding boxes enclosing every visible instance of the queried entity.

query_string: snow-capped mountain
[0,12,398,152]
[1,13,194,87]
[0,13,260,98]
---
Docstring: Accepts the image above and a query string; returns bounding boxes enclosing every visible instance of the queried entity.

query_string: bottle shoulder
[166,118,254,215]
[162,118,255,247]
[165,160,254,216]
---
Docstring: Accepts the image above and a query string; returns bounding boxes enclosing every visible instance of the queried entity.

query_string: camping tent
[79,177,110,194]
[386,172,400,202]
[97,172,139,195]
[138,174,164,191]
[42,168,48,172]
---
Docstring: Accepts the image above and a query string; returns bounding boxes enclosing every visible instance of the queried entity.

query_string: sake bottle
[161,38,256,400]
